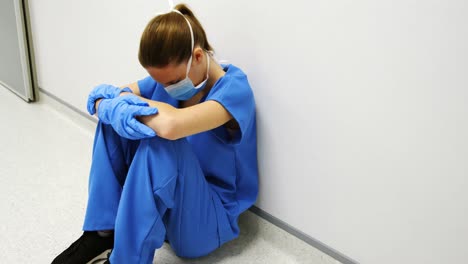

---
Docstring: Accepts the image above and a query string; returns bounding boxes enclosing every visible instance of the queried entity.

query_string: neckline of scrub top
[198,64,230,103]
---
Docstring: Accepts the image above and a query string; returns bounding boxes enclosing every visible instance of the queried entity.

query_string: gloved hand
[87,84,133,115]
[97,95,158,140]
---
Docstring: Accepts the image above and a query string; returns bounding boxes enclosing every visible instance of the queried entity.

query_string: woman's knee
[171,238,219,259]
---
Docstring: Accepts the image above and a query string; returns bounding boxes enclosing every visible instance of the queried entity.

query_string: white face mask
[163,10,210,100]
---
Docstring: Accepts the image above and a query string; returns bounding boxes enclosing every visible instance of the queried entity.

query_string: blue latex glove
[97,95,158,140]
[87,84,133,115]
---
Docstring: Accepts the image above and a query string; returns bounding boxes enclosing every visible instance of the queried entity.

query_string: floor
[0,87,340,264]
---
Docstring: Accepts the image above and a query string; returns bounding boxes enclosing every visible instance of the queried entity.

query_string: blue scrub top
[137,64,258,244]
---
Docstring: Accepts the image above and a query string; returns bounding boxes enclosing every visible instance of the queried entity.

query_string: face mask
[164,52,210,100]
[164,10,210,100]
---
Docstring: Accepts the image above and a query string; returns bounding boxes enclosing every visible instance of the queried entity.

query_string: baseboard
[249,206,358,264]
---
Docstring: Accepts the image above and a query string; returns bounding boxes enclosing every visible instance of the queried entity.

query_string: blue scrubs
[82,64,258,263]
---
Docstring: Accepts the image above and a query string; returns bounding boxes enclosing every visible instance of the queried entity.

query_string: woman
[52,3,258,264]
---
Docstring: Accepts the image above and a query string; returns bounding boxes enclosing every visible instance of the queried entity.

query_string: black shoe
[51,231,114,264]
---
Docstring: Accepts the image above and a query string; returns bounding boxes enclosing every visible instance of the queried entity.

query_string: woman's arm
[95,83,232,140]
[125,93,232,140]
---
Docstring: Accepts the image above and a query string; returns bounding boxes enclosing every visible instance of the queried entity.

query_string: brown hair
[138,3,213,68]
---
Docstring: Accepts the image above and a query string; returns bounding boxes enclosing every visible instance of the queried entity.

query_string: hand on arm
[96,95,158,140]
[90,82,233,141]
[87,84,133,115]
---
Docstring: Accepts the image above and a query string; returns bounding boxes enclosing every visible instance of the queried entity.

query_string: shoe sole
[86,249,112,264]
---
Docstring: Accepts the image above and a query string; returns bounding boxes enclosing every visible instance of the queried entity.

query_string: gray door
[0,0,34,101]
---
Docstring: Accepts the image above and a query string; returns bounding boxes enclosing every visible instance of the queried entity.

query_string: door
[0,0,34,102]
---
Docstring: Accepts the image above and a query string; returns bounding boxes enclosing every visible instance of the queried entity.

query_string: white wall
[28,1,468,263]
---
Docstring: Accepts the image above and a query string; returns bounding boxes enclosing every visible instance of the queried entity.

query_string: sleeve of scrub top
[207,74,256,145]
[137,76,158,99]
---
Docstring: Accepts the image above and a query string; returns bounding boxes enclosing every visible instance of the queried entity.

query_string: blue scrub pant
[82,122,221,264]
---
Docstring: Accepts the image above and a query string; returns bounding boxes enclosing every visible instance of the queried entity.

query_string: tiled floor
[0,87,340,264]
